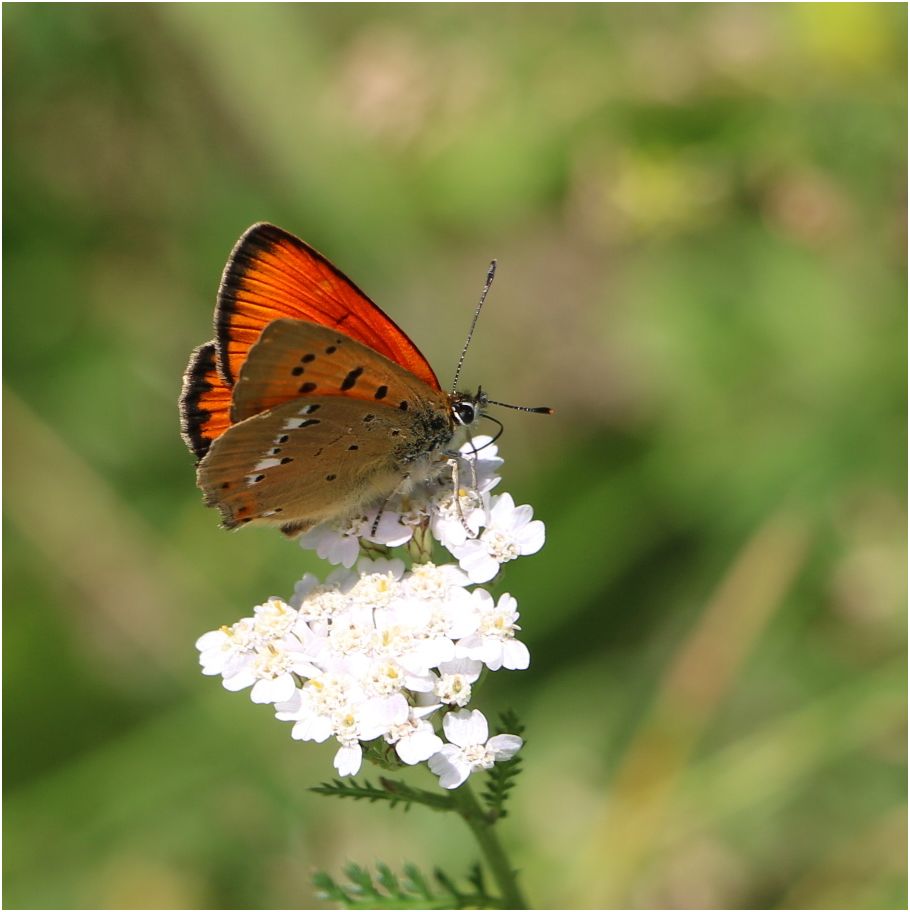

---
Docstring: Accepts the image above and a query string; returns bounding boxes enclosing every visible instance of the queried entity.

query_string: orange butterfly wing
[230,318,449,424]
[179,342,233,460]
[215,223,441,390]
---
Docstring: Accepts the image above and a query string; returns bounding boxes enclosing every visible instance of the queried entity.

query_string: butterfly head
[450,386,553,455]
[451,386,488,428]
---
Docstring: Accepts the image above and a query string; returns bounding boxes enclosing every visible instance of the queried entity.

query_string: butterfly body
[180,224,479,537]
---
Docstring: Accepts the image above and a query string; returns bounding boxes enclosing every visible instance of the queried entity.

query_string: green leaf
[310,777,453,812]
[375,862,400,895]
[312,861,504,909]
[401,863,433,901]
[481,710,526,821]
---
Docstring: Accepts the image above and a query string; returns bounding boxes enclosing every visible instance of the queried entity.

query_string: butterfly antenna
[486,398,554,415]
[451,259,497,395]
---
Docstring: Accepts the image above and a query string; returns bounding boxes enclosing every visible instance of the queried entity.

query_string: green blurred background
[4,3,907,909]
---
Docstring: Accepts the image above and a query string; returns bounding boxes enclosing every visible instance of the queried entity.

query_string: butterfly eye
[453,400,477,426]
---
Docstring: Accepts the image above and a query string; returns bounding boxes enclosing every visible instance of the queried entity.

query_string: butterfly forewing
[216,223,440,389]
[197,393,453,534]
[231,318,447,424]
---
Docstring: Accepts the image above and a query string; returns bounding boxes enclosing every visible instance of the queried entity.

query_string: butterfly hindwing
[197,394,453,533]
[179,341,233,461]
[215,223,440,390]
[231,318,448,424]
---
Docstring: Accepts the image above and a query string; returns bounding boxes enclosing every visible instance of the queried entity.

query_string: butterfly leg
[464,443,479,492]
[445,430,480,491]
[369,474,411,538]
[369,500,389,539]
[446,456,480,538]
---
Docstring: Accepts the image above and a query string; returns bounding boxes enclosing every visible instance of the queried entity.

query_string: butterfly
[179,223,550,538]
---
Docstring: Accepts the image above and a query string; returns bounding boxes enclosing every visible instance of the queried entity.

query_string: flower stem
[452,781,529,909]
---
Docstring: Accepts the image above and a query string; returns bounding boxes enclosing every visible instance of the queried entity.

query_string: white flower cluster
[197,438,541,789]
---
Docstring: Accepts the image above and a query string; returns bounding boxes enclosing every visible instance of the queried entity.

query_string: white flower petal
[453,632,483,654]
[487,734,523,760]
[396,729,444,765]
[443,709,488,747]
[195,630,228,652]
[291,715,333,743]
[455,634,502,668]
[199,656,227,676]
[290,573,321,607]
[428,747,471,789]
[518,520,545,555]
[489,492,516,524]
[250,673,297,704]
[459,434,495,456]
[355,557,406,579]
[222,668,256,692]
[300,526,363,568]
[403,638,454,671]
[437,657,483,680]
[403,670,437,693]
[366,510,413,547]
[510,504,535,528]
[358,694,409,741]
[274,689,302,715]
[334,743,363,776]
[454,542,500,584]
[502,639,530,670]
[411,701,442,718]
[478,641,505,671]
[445,601,481,639]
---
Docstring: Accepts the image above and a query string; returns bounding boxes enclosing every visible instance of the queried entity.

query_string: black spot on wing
[341,366,364,391]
